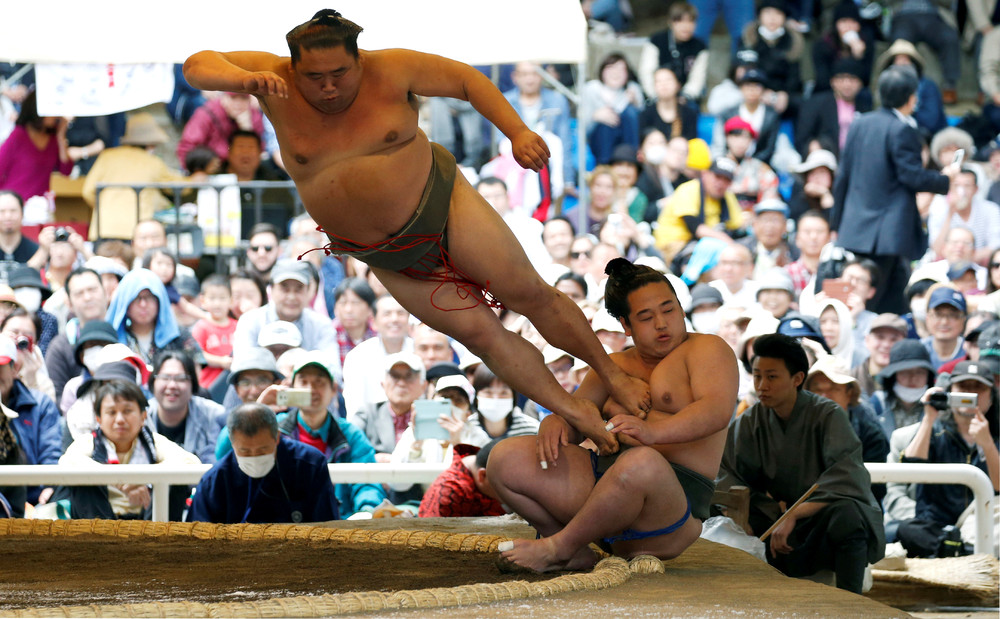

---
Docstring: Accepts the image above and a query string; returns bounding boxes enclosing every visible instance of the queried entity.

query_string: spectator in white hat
[231,258,338,363]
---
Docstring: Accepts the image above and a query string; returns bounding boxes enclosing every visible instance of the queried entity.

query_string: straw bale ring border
[1,519,636,618]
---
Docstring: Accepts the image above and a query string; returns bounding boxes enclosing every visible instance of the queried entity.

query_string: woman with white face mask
[870,339,936,441]
[469,364,539,440]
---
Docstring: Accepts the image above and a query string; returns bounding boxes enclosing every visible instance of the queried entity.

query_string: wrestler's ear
[619,317,632,337]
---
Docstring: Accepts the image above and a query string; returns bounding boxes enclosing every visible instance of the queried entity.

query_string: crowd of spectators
[0,2,995,584]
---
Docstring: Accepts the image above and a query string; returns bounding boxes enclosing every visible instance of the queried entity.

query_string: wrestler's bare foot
[561,398,618,455]
[603,371,651,418]
[499,537,597,573]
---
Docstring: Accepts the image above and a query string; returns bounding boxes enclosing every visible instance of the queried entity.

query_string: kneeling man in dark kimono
[716,334,885,593]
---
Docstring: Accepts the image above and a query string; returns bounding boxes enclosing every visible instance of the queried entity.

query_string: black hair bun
[312,9,343,21]
[604,257,634,278]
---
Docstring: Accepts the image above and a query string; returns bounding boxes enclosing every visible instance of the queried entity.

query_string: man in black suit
[831,66,956,315]
[795,58,872,158]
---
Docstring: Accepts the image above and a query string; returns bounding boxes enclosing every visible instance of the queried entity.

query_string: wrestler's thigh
[443,173,552,305]
[370,265,507,346]
[490,436,597,523]
[605,448,700,557]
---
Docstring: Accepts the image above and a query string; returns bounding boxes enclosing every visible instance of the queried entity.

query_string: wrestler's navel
[295,154,308,165]
[384,130,398,143]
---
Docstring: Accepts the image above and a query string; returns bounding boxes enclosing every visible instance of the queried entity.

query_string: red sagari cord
[301,226,504,312]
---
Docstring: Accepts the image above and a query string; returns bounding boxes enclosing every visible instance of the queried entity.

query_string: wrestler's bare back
[603,333,732,479]
[256,49,442,245]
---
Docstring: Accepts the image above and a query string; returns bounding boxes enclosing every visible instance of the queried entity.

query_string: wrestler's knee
[607,447,668,490]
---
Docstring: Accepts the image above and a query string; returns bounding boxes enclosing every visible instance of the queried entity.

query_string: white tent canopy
[2,0,586,65]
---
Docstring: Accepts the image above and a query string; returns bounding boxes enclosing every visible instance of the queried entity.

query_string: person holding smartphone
[250,350,386,518]
[897,361,999,557]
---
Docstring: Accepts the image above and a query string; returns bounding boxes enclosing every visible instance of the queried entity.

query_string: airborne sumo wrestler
[183,9,651,448]
[488,259,738,572]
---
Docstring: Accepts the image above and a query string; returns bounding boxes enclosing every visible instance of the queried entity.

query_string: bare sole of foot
[499,538,598,573]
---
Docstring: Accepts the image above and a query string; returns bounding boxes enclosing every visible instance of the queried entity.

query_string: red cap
[724,117,758,139]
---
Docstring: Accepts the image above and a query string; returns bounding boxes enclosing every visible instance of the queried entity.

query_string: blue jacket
[903,417,998,526]
[9,380,61,467]
[187,436,338,524]
[216,411,385,515]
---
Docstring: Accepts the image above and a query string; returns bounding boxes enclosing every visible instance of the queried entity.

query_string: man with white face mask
[45,269,110,408]
[896,361,999,557]
[187,403,339,524]
[687,284,724,334]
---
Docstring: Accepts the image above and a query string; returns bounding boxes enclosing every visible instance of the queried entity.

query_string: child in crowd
[191,274,236,389]
[143,247,209,325]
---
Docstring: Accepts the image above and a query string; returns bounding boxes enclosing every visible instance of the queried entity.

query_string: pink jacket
[176,98,263,170]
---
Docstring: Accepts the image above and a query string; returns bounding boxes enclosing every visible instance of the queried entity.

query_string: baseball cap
[927,287,967,313]
[292,349,341,385]
[689,284,724,311]
[426,362,462,383]
[966,320,997,346]
[435,374,475,402]
[0,337,17,366]
[384,352,426,380]
[738,68,767,86]
[753,198,789,217]
[778,313,831,353]
[542,344,573,366]
[257,321,303,348]
[270,259,312,286]
[807,355,857,386]
[709,157,738,180]
[946,261,977,282]
[756,268,795,296]
[591,309,625,334]
[978,323,1000,358]
[868,313,908,337]
[229,347,283,384]
[724,116,758,139]
[947,360,994,387]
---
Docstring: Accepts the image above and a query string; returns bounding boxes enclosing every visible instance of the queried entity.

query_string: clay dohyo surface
[0,534,550,610]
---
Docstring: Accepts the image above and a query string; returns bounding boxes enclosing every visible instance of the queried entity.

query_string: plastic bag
[700,515,766,562]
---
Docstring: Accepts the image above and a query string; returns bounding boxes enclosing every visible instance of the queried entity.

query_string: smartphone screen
[413,399,452,441]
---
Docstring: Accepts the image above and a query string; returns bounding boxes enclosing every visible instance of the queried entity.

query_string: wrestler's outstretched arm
[607,336,737,445]
[183,51,289,98]
[384,49,550,172]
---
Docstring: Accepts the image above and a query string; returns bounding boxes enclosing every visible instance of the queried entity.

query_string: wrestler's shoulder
[670,333,734,361]
[609,348,650,376]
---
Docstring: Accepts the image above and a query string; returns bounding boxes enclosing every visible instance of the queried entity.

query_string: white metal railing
[866,463,996,555]
[0,463,447,522]
[0,462,994,554]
